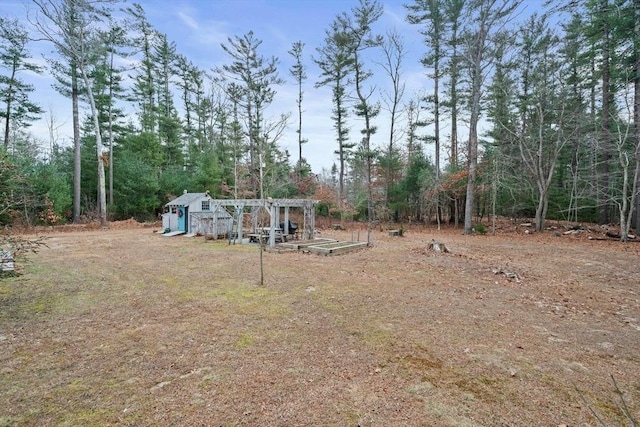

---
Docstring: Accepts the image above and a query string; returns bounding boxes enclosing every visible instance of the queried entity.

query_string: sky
[1,0,547,173]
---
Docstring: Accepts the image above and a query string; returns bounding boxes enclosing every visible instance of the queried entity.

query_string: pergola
[209,199,318,247]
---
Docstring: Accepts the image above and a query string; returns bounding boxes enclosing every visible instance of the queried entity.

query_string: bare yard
[1,223,639,426]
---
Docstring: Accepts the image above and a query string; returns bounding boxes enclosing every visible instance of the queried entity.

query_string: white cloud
[177,11,199,31]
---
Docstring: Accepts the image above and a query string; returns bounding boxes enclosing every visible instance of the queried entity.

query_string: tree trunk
[2,66,15,149]
[599,0,612,225]
[635,0,640,234]
[464,118,479,234]
[108,49,114,210]
[534,190,547,232]
[72,60,81,222]
[434,49,441,230]
[79,67,107,226]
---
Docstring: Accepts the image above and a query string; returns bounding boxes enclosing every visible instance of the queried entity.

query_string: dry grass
[1,222,639,426]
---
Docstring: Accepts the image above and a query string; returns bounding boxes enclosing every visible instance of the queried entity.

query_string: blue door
[177,207,186,231]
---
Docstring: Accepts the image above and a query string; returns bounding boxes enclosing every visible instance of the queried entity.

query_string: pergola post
[251,206,259,233]
[269,202,277,247]
[303,200,315,240]
[234,203,244,242]
[284,207,290,235]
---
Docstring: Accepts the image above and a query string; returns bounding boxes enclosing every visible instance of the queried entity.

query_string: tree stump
[427,239,449,253]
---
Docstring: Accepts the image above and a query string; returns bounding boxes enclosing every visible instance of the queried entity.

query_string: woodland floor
[0,219,639,426]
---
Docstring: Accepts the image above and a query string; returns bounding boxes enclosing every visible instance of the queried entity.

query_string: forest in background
[1,0,639,240]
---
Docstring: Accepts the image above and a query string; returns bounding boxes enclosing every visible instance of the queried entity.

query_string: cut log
[605,230,621,239]
[427,239,449,253]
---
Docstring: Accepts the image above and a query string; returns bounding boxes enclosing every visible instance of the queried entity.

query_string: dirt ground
[0,220,639,426]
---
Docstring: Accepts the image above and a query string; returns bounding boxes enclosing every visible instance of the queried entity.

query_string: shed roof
[165,192,207,207]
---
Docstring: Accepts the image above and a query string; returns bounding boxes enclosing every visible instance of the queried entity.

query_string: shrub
[474,222,488,235]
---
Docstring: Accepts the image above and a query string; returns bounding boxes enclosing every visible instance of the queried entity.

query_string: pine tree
[288,41,308,173]
[634,0,640,235]
[314,19,355,206]
[91,25,128,209]
[407,0,447,227]
[339,0,383,241]
[215,31,285,198]
[126,3,158,135]
[461,0,522,235]
[514,14,570,232]
[0,18,44,150]
[153,33,182,168]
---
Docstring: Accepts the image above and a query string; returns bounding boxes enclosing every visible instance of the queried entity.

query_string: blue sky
[2,0,547,172]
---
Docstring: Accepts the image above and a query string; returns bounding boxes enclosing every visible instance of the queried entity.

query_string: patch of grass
[0,279,17,299]
[424,400,476,427]
[214,284,291,318]
[216,284,274,303]
[454,376,506,403]
[25,295,61,314]
[312,293,343,312]
[0,416,19,427]
[236,333,255,349]
[58,408,115,425]
[577,377,638,427]
[353,326,393,351]
[407,380,435,397]
[199,373,219,390]
[399,353,444,371]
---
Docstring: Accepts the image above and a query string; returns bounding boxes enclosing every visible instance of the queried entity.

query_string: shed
[162,192,233,237]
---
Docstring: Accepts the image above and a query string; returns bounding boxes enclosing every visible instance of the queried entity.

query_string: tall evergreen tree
[634,0,640,234]
[126,3,158,135]
[153,33,182,167]
[339,0,383,239]
[461,0,521,235]
[560,12,590,223]
[407,0,447,227]
[515,15,570,231]
[593,0,616,224]
[91,25,128,209]
[215,31,285,197]
[485,31,517,228]
[444,0,465,169]
[288,41,308,173]
[314,18,355,208]
[0,18,43,150]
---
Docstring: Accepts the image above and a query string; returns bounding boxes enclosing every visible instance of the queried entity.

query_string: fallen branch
[491,267,522,283]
